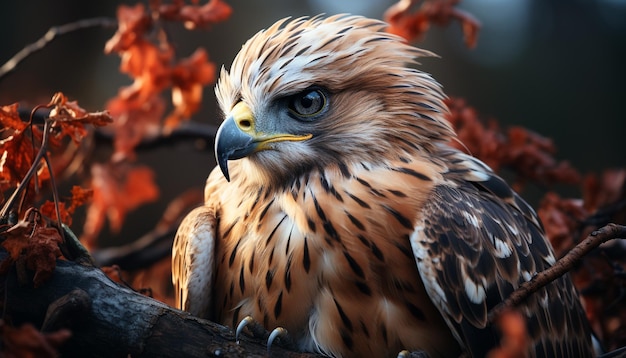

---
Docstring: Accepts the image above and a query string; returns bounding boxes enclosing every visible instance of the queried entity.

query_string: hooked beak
[215,102,312,181]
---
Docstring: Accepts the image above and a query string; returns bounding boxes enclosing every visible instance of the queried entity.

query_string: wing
[172,205,217,318]
[410,153,592,357]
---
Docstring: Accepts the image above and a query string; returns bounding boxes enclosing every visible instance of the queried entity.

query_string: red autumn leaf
[0,104,45,193]
[487,310,529,358]
[39,186,93,227]
[0,103,28,133]
[39,201,72,226]
[0,209,63,288]
[26,226,64,287]
[384,0,481,48]
[48,92,113,127]
[178,0,233,29]
[47,92,113,144]
[68,185,94,211]
[103,1,226,158]
[104,3,152,54]
[537,192,588,257]
[100,265,127,285]
[82,163,159,249]
[583,169,626,214]
[106,95,165,159]
[118,40,174,100]
[445,97,581,190]
[0,322,71,358]
[166,48,216,128]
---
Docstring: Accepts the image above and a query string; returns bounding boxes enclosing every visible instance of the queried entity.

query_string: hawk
[172,14,594,357]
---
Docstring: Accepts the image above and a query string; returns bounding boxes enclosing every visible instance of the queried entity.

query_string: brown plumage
[172,14,594,357]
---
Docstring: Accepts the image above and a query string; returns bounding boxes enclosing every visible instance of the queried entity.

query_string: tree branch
[0,17,117,81]
[488,223,626,323]
[1,251,322,357]
[93,121,219,151]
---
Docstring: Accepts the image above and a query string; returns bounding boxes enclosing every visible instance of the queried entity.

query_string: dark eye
[288,89,327,119]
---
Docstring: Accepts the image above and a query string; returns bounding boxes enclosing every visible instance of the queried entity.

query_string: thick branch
[1,252,321,357]
[488,223,626,323]
[93,122,219,151]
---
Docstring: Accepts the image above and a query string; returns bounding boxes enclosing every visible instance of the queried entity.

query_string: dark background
[0,0,624,243]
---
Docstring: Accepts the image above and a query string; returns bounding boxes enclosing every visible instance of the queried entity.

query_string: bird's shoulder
[412,149,593,356]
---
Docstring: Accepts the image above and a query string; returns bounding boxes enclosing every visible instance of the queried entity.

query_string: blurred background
[0,0,624,246]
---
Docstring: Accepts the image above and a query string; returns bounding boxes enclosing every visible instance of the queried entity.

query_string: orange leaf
[82,163,159,249]
[487,310,528,358]
[445,97,581,189]
[179,0,233,30]
[47,92,113,144]
[166,48,216,128]
[104,3,151,54]
[68,185,94,212]
[0,210,63,288]
[384,0,481,48]
[0,103,28,133]
[39,201,72,226]
[106,94,165,159]
[0,123,45,194]
[26,226,64,287]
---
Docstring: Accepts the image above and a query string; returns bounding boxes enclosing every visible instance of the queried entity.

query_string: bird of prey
[172,14,593,358]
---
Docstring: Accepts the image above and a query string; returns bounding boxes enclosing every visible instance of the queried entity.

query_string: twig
[91,189,203,270]
[93,121,219,151]
[488,223,626,323]
[0,17,117,80]
[0,119,52,218]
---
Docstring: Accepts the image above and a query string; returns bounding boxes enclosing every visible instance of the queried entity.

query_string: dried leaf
[0,322,71,358]
[26,226,64,287]
[487,310,528,358]
[39,201,71,226]
[104,3,151,54]
[583,169,626,214]
[106,95,164,159]
[537,192,587,257]
[104,1,227,157]
[101,265,126,285]
[178,0,233,29]
[82,163,159,249]
[0,104,45,193]
[445,97,581,189]
[0,103,28,133]
[38,186,93,227]
[384,0,481,48]
[0,209,63,287]
[166,48,216,128]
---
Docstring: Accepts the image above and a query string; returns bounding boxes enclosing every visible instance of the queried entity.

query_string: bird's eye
[288,89,327,119]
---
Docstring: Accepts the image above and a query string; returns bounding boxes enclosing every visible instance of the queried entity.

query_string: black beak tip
[216,153,231,182]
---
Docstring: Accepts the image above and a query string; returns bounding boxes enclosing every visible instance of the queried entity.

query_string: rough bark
[1,254,319,358]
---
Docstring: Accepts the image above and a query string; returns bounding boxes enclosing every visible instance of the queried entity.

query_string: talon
[235,316,255,344]
[267,327,290,354]
[397,350,429,358]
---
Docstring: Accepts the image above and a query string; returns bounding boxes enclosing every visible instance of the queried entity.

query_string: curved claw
[235,316,255,344]
[267,327,290,355]
[397,350,429,358]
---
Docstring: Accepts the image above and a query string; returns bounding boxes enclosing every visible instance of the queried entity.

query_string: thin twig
[42,151,65,242]
[0,17,117,80]
[488,223,626,323]
[0,119,52,218]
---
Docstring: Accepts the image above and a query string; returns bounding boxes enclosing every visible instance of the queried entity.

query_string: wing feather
[172,206,217,319]
[410,153,593,357]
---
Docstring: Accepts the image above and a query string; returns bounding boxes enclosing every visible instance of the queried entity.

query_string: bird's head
[214,14,454,186]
